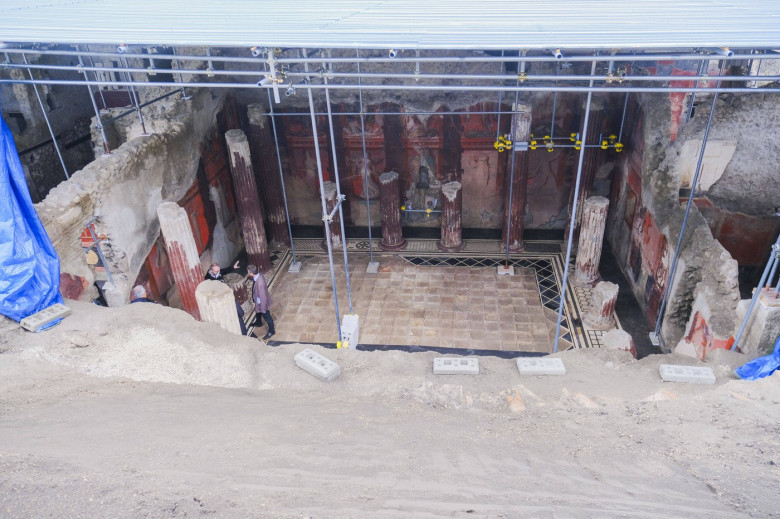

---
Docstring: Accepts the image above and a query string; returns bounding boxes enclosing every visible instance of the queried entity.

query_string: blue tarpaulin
[0,114,63,322]
[735,335,780,381]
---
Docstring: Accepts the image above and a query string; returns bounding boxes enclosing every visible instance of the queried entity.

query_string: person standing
[130,285,157,304]
[205,260,240,281]
[247,264,275,341]
[203,259,247,335]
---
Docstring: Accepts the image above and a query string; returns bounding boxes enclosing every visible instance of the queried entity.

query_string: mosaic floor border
[262,238,621,351]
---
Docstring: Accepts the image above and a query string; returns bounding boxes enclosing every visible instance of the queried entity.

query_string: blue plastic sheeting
[0,115,64,322]
[735,335,780,381]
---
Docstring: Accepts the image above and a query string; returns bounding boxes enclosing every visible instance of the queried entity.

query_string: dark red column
[246,104,290,248]
[156,202,203,320]
[321,181,343,250]
[501,103,531,253]
[438,181,464,252]
[566,97,606,239]
[225,129,272,273]
[378,171,407,251]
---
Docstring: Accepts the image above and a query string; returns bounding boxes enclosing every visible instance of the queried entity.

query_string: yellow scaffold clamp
[494,134,513,152]
[608,134,618,145]
[401,205,406,211]
[574,140,582,151]
[570,132,578,142]
[337,340,349,349]
[425,208,433,218]
[543,135,554,152]
[529,135,538,150]
[601,139,609,150]
[614,142,624,152]
[517,72,528,83]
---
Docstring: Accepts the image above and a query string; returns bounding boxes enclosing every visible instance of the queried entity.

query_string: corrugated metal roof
[1,0,779,50]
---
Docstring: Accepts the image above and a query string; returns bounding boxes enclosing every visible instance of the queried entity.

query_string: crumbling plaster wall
[35,88,228,306]
[608,92,741,351]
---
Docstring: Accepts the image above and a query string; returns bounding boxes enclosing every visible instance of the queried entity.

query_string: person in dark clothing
[247,264,275,341]
[203,259,247,335]
[205,260,240,281]
[130,285,157,304]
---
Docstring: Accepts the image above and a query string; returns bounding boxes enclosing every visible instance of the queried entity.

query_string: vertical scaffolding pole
[304,50,342,338]
[356,52,376,267]
[732,235,780,351]
[76,45,111,155]
[21,53,69,180]
[652,62,725,346]
[267,89,300,271]
[503,51,523,265]
[120,55,148,134]
[324,76,354,314]
[554,60,598,354]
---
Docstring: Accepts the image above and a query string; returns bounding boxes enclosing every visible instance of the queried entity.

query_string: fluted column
[196,280,242,335]
[378,171,407,251]
[246,104,290,248]
[225,129,271,273]
[438,181,464,252]
[502,103,531,253]
[566,97,606,239]
[573,196,610,286]
[156,202,203,320]
[321,181,343,251]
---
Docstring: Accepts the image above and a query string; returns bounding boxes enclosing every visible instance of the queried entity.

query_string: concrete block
[659,364,716,384]
[433,357,479,375]
[294,348,341,382]
[366,261,380,274]
[341,314,359,348]
[497,265,515,276]
[516,357,566,376]
[20,303,71,332]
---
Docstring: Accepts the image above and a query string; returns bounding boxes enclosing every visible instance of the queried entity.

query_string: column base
[378,239,408,251]
[501,241,526,254]
[571,271,601,287]
[437,241,464,253]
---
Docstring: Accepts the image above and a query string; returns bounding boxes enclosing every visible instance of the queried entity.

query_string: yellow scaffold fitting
[425,208,432,218]
[401,205,406,211]
[529,139,538,150]
[614,142,624,152]
[517,72,527,83]
[574,140,582,151]
[337,340,349,349]
[608,134,618,144]
[570,132,577,142]
[601,139,609,150]
[493,134,512,152]
[543,135,554,152]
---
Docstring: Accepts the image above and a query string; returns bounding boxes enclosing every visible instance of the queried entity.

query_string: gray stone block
[294,348,341,382]
[659,364,716,384]
[516,357,566,376]
[20,303,71,332]
[433,357,479,375]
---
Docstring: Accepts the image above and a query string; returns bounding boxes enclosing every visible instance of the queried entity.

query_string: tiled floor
[242,238,609,353]
[271,256,555,352]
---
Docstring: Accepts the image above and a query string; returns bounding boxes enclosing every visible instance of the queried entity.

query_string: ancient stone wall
[35,88,230,306]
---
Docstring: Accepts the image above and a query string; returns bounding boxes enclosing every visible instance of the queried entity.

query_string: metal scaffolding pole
[76,45,111,155]
[119,56,148,134]
[553,61,598,354]
[503,52,522,265]
[267,88,300,271]
[21,53,69,180]
[324,76,354,314]
[356,53,377,268]
[304,50,343,339]
[651,64,725,349]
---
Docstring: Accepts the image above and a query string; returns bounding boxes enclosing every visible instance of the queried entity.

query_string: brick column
[225,129,271,273]
[156,202,203,320]
[584,281,618,329]
[438,181,464,252]
[502,103,531,253]
[246,104,290,248]
[196,280,242,335]
[573,196,610,286]
[321,181,343,251]
[566,97,606,239]
[378,171,407,251]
